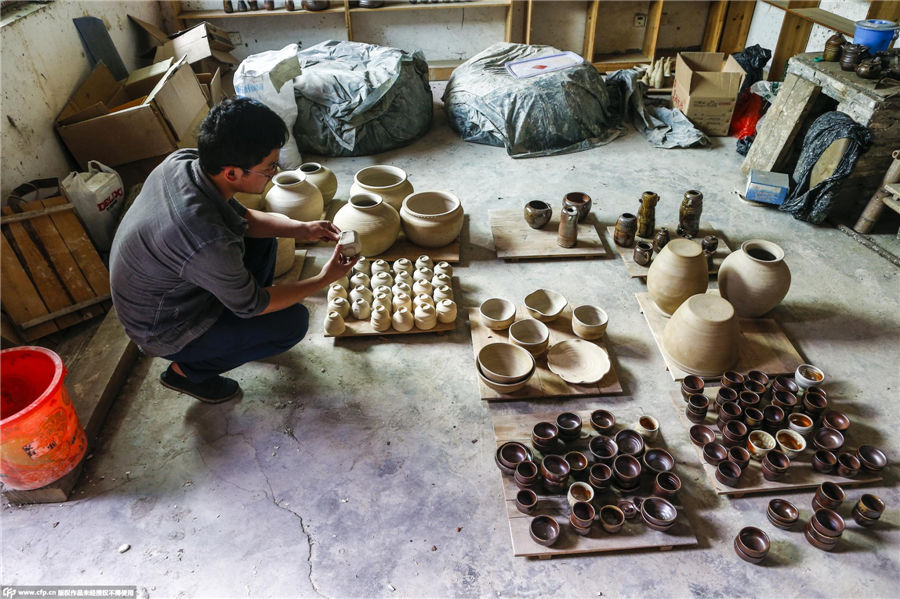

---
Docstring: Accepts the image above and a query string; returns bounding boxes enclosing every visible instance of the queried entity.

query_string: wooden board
[742,73,820,174]
[606,222,732,278]
[667,391,882,497]
[492,405,698,558]
[371,235,460,264]
[468,306,623,400]
[636,292,804,382]
[490,209,609,260]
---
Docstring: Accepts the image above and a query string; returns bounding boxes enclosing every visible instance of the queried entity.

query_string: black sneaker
[160,365,241,404]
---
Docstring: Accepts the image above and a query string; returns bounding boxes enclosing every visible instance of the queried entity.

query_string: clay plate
[546,339,611,384]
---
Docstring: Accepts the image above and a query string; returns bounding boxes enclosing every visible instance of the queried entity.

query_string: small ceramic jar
[392,257,414,276]
[415,255,433,270]
[327,283,348,302]
[391,282,412,299]
[349,271,371,289]
[370,304,391,332]
[370,258,392,275]
[653,227,670,252]
[327,296,350,318]
[413,267,434,282]
[413,279,434,297]
[433,284,454,302]
[562,192,592,223]
[433,261,452,277]
[352,257,371,276]
[414,303,437,330]
[633,241,653,266]
[324,311,345,336]
[614,213,637,247]
[351,298,371,320]
[523,200,552,229]
[413,293,434,309]
[371,271,394,289]
[392,292,412,313]
[436,299,457,323]
[391,306,414,332]
[431,273,451,289]
[373,285,392,304]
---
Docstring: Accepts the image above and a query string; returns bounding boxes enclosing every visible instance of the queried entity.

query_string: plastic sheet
[442,43,622,158]
[732,44,772,95]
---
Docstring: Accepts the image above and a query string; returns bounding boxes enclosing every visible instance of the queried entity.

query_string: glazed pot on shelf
[298,162,337,203]
[646,238,708,316]
[717,239,791,318]
[349,165,413,211]
[332,192,401,257]
[265,170,324,222]
[400,191,464,248]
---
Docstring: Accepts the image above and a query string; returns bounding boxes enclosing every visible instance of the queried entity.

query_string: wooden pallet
[606,222,732,278]
[468,306,623,400]
[1,197,110,341]
[490,209,609,260]
[667,391,882,497]
[371,232,461,264]
[636,292,803,382]
[492,405,698,558]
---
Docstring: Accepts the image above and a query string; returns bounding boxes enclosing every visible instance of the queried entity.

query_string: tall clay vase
[636,191,658,238]
[332,192,401,257]
[265,171,324,222]
[298,162,337,203]
[400,191,464,248]
[718,239,791,318]
[349,165,414,211]
[646,238,708,316]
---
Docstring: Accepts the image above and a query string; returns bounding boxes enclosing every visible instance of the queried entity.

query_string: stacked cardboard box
[671,52,746,137]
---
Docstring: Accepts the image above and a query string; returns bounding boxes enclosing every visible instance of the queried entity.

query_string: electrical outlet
[634,13,646,27]
[228,32,242,45]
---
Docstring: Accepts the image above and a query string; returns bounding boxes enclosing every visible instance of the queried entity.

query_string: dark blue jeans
[165,238,309,382]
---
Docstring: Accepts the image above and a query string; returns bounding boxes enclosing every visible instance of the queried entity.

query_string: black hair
[198,97,289,174]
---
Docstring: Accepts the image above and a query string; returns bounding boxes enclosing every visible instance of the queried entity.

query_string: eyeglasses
[243,161,279,179]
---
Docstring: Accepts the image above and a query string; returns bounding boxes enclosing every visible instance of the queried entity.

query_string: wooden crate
[1,197,111,341]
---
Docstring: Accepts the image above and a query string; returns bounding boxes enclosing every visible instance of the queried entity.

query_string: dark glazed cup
[529,515,560,547]
[721,371,745,390]
[633,241,653,266]
[523,200,552,230]
[614,213,637,247]
[588,435,618,465]
[590,409,616,434]
[564,451,590,482]
[599,505,626,533]
[588,463,613,490]
[812,449,837,474]
[680,374,704,401]
[836,452,860,478]
[516,489,538,515]
[703,441,728,466]
[562,192,592,223]
[556,412,583,441]
[716,460,743,487]
[652,471,682,499]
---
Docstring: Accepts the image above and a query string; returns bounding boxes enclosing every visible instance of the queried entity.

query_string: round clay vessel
[662,294,739,377]
[529,515,560,546]
[477,342,535,384]
[571,305,608,340]
[718,239,791,318]
[479,297,516,330]
[274,236,296,277]
[298,162,337,202]
[563,192,592,223]
[614,213,637,247]
[524,289,567,322]
[349,164,413,211]
[400,191,464,248]
[265,170,324,222]
[646,238,708,316]
[332,193,401,257]
[523,200,552,229]
[435,299,458,324]
[508,319,550,356]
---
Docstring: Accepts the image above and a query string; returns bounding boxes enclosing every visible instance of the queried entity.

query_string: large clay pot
[718,239,791,318]
[349,165,413,211]
[332,192,401,257]
[274,237,296,277]
[400,191,464,248]
[663,294,740,377]
[234,179,274,211]
[646,238,708,316]
[265,171,324,222]
[298,162,338,203]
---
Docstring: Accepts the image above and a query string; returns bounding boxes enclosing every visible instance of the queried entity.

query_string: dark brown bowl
[733,537,766,564]
[716,386,739,407]
[613,454,642,483]
[810,508,845,538]
[653,471,682,499]
[615,429,645,457]
[856,494,885,519]
[802,391,828,416]
[836,452,861,477]
[805,525,839,551]
[540,454,570,482]
[852,507,880,528]
[716,460,743,487]
[556,412,583,440]
[690,424,716,447]
[532,421,559,446]
[570,500,596,529]
[738,390,761,409]
[744,407,764,429]
[681,375,704,401]
[718,401,743,423]
[529,515,560,546]
[856,445,887,472]
[590,409,616,434]
[599,505,625,533]
[822,410,851,433]
[736,526,770,559]
[588,435,618,464]
[516,489,538,514]
[588,463,612,488]
[772,389,798,410]
[767,498,799,529]
[763,449,791,472]
[723,419,749,441]
[643,448,676,474]
[815,481,845,509]
[703,441,729,466]
[747,370,770,389]
[760,462,786,482]
[762,404,785,428]
[641,497,678,530]
[564,451,589,480]
[743,379,767,396]
[728,445,751,470]
[812,449,837,473]
[514,460,540,485]
[772,375,799,395]
[721,370,745,390]
[687,393,710,412]
[813,427,844,452]
[497,441,531,469]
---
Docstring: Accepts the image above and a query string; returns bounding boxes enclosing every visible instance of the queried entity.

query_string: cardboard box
[671,52,746,136]
[153,22,240,70]
[124,57,173,97]
[745,170,790,205]
[56,58,209,169]
[196,68,224,107]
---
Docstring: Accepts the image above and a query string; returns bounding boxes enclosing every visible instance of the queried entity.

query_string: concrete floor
[4,82,899,598]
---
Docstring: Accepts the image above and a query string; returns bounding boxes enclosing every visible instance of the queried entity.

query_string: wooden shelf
[349,0,510,13]
[177,7,345,20]
[791,7,854,35]
[591,51,651,72]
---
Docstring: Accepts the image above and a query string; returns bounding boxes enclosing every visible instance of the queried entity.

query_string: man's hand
[320,243,358,285]
[299,220,341,243]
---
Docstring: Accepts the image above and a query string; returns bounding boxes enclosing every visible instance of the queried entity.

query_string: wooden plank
[492,405,698,558]
[642,0,664,61]
[701,0,729,52]
[0,235,58,339]
[768,6,816,82]
[0,203,75,225]
[582,0,598,61]
[21,295,111,330]
[667,391,882,497]
[741,73,820,174]
[605,222,732,278]
[1,463,84,506]
[718,1,756,55]
[791,7,854,35]
[524,0,533,45]
[43,196,110,297]
[635,291,804,382]
[490,209,609,260]
[468,306,623,400]
[867,0,900,22]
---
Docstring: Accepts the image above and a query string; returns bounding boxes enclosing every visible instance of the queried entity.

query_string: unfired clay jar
[646,238,708,316]
[332,193,401,257]
[371,259,392,275]
[415,255,433,270]
[371,271,394,289]
[414,303,437,330]
[392,292,412,313]
[327,283,347,302]
[392,306,414,332]
[413,279,434,297]
[349,285,373,305]
[350,272,371,289]
[662,294,740,377]
[350,165,413,211]
[392,282,412,298]
[395,271,413,288]
[324,311,345,336]
[372,292,391,313]
[351,298,371,320]
[327,296,350,318]
[434,261,452,277]
[352,257,371,276]
[636,191,658,238]
[433,285,454,302]
[413,267,434,282]
[334,275,349,290]
[298,162,337,203]
[718,239,791,318]
[265,171,324,222]
[400,191,464,248]
[370,304,391,332]
[393,258,413,276]
[431,273,451,289]
[436,299,457,323]
[413,293,434,309]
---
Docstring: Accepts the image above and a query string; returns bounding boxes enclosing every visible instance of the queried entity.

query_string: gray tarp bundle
[442,43,623,158]
[780,111,872,224]
[292,40,433,157]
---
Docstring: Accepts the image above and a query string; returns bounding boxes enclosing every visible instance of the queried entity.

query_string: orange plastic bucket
[1,346,87,490]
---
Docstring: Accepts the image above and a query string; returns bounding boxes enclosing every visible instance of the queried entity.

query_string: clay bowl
[529,515,560,547]
[772,375,799,396]
[662,294,740,378]
[571,305,609,340]
[615,429,646,458]
[734,527,770,563]
[743,379,767,396]
[812,449,837,474]
[532,421,559,449]
[857,445,888,472]
[747,370,770,390]
[687,393,710,415]
[612,454,642,487]
[716,460,743,487]
[479,298,516,330]
[855,494,885,519]
[590,409,616,435]
[477,363,534,394]
[814,481,845,510]
[721,370,745,390]
[508,318,550,356]
[716,386,739,408]
[852,508,880,528]
[747,430,776,460]
[813,427,844,453]
[810,508,845,538]
[599,505,626,533]
[524,288,567,322]
[728,446,751,471]
[821,410,851,433]
[497,441,531,470]
[802,391,828,417]
[546,339,611,384]
[788,412,815,437]
[643,448,676,475]
[836,452,861,478]
[514,460,540,486]
[762,404,785,430]
[556,412,583,442]
[540,454,570,483]
[767,498,799,530]
[738,390,761,410]
[477,342,535,384]
[641,497,678,532]
[718,401,743,424]
[653,471,682,499]
[570,500,596,529]
[775,428,807,459]
[772,389,798,411]
[762,449,791,474]
[805,525,839,551]
[744,407,764,430]
[588,463,613,489]
[564,451,589,481]
[795,363,825,389]
[516,489,538,515]
[690,424,716,447]
[588,435,618,464]
[703,441,729,466]
[680,374,704,401]
[722,420,749,447]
